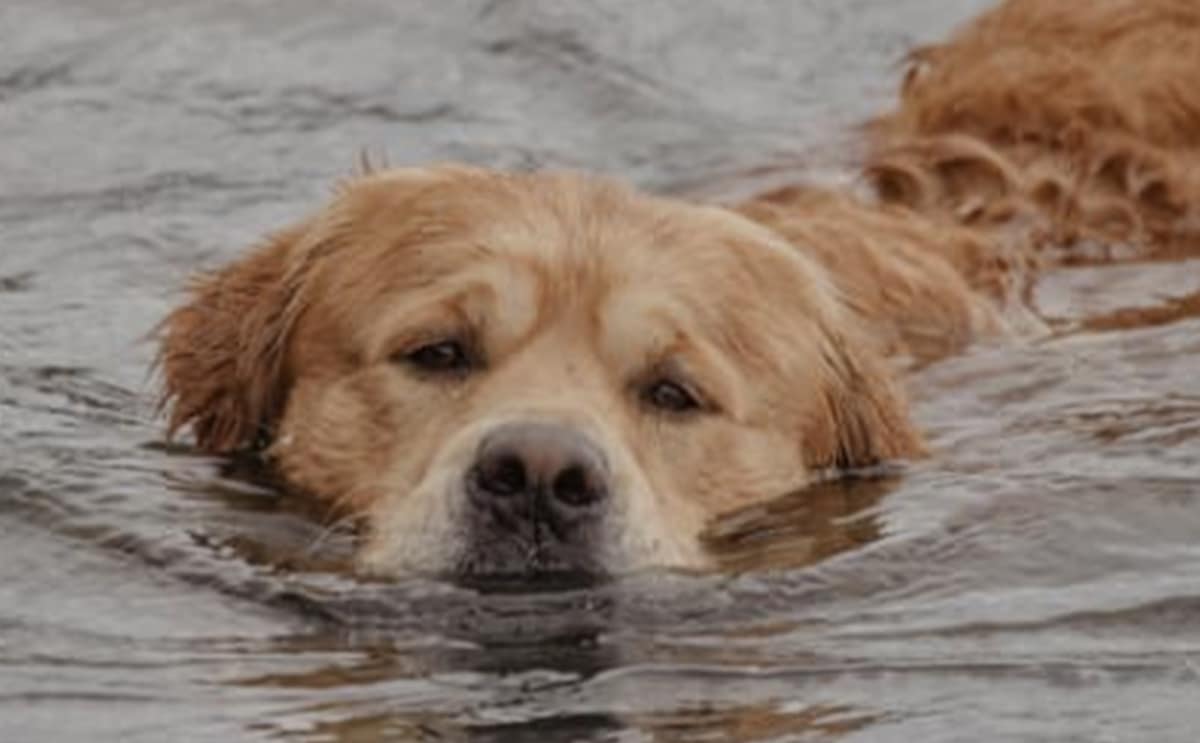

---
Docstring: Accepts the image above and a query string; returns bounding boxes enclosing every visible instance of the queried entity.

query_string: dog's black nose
[469,422,609,514]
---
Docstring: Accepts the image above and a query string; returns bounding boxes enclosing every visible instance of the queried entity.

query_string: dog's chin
[359,540,610,591]
[451,562,608,594]
[449,527,613,592]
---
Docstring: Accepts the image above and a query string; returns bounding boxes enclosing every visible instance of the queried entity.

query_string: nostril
[552,465,603,508]
[479,453,526,497]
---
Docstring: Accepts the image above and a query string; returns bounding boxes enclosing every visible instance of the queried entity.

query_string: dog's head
[160,166,922,579]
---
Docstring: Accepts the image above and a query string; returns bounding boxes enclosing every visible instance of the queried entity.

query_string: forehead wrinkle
[354,283,473,362]
[459,256,543,350]
[604,222,830,402]
[350,256,541,362]
[596,287,749,409]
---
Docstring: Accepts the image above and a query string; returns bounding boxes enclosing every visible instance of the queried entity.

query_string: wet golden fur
[160,0,1199,574]
[161,167,920,573]
[866,0,1200,260]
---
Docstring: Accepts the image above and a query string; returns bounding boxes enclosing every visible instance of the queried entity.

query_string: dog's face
[160,166,921,579]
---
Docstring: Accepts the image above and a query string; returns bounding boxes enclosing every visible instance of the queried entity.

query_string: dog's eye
[642,378,702,413]
[403,340,472,374]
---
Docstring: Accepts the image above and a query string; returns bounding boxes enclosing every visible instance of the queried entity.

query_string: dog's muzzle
[458,421,611,581]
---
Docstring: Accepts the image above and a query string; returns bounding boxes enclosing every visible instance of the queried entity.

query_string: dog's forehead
[311,168,833,340]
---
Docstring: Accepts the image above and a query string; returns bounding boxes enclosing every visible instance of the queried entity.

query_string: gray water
[3,1,1200,741]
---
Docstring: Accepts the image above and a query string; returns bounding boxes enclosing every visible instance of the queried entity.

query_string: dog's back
[866,0,1200,261]
[739,0,1200,363]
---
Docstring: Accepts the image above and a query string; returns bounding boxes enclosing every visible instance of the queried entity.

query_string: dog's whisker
[303,513,361,558]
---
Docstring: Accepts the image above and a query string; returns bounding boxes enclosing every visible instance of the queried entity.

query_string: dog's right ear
[157,222,310,454]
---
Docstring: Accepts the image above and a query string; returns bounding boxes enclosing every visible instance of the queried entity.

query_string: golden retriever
[160,167,922,577]
[158,0,1199,579]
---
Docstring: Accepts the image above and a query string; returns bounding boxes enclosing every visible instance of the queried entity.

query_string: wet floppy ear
[156,165,464,453]
[807,329,928,471]
[157,223,309,453]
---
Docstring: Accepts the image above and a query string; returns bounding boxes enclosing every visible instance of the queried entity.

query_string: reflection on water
[704,474,896,574]
[3,1,1200,741]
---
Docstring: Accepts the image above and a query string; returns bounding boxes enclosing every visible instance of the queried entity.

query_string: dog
[159,167,923,577]
[158,0,1199,579]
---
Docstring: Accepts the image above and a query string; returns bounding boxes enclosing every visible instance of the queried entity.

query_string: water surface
[3,1,1199,741]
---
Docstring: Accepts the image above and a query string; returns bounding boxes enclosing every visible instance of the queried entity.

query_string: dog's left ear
[807,331,928,471]
[157,222,310,453]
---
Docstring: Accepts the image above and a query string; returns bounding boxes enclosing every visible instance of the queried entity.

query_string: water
[3,1,1199,740]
